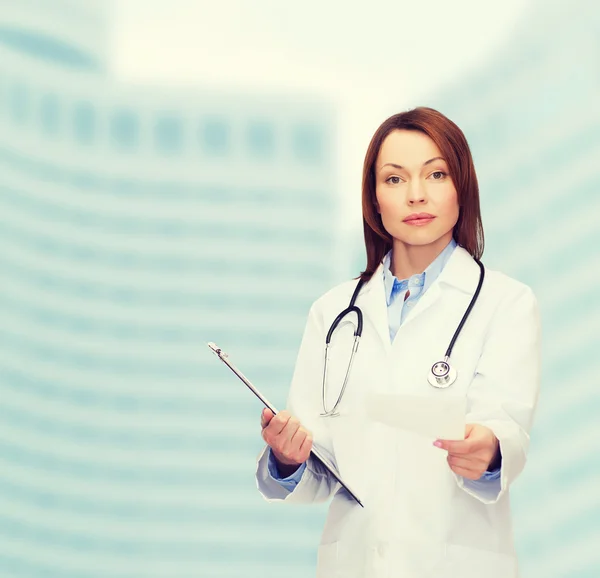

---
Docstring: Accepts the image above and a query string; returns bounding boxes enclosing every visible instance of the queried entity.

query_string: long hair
[360,106,484,282]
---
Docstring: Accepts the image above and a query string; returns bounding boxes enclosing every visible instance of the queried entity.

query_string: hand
[261,408,313,468]
[434,424,500,480]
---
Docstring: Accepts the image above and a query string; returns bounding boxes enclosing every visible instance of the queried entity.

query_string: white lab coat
[256,246,541,578]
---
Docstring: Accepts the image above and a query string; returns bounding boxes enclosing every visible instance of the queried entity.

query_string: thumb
[261,408,275,429]
[463,423,489,451]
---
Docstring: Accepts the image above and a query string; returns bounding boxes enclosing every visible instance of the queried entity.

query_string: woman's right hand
[261,408,313,473]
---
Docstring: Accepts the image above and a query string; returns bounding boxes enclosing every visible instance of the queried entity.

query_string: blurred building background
[0,0,335,576]
[0,0,598,577]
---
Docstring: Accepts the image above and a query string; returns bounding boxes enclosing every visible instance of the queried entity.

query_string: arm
[453,285,542,504]
[256,302,341,504]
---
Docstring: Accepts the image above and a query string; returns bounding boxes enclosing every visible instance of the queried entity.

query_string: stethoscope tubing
[321,258,485,415]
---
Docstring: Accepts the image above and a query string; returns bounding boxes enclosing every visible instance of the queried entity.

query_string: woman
[256,107,541,578]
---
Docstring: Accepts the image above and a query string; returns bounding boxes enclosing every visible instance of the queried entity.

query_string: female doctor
[256,107,541,578]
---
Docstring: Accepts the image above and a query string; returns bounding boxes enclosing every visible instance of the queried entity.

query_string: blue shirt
[268,239,500,488]
[383,239,457,342]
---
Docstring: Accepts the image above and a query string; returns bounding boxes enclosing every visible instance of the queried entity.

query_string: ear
[375,200,381,214]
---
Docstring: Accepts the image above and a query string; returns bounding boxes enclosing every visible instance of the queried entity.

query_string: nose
[407,180,427,205]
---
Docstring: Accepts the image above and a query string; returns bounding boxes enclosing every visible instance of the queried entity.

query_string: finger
[447,454,487,473]
[261,412,287,445]
[288,429,308,461]
[279,418,302,453]
[458,446,496,466]
[260,408,274,429]
[269,410,292,436]
[291,433,313,464]
[436,423,484,454]
[299,433,313,457]
[448,463,482,481]
[434,439,472,455]
[290,425,307,448]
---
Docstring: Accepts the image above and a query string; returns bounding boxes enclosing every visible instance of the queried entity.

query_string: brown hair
[360,106,484,281]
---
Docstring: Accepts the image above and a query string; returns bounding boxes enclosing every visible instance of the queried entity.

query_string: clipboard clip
[208,342,228,359]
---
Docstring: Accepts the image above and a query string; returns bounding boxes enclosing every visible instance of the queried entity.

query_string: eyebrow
[379,157,446,171]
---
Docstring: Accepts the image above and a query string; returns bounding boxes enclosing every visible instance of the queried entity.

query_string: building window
[199,117,230,156]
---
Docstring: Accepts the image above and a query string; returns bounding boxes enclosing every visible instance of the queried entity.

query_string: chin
[395,232,447,247]
[405,239,441,248]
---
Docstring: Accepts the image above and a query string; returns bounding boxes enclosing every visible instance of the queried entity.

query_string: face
[375,129,459,250]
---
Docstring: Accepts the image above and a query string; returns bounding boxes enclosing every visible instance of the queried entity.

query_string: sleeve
[454,284,542,504]
[480,468,501,481]
[255,301,341,504]
[267,448,307,490]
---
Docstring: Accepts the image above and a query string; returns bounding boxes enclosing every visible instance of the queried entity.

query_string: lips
[403,213,435,223]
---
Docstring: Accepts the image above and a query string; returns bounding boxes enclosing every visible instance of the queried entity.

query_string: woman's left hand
[434,424,500,480]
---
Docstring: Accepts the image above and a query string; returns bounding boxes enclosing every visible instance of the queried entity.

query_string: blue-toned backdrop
[0,1,598,576]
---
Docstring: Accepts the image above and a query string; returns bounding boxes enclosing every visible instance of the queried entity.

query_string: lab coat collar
[382,238,457,305]
[360,245,481,298]
[356,246,482,350]
[435,245,483,294]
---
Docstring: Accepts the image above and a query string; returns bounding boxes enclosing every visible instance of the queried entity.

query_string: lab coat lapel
[438,246,483,293]
[398,246,480,331]
[355,247,480,350]
[356,264,392,353]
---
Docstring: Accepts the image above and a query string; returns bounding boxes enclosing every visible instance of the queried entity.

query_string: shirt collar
[382,238,457,305]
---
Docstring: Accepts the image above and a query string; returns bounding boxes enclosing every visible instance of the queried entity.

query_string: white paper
[365,393,466,440]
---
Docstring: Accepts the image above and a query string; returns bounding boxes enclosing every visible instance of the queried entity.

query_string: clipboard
[207,342,364,507]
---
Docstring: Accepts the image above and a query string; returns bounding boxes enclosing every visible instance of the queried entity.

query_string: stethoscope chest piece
[427,359,457,389]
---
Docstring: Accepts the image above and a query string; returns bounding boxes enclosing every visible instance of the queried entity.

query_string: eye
[430,171,448,180]
[386,176,401,184]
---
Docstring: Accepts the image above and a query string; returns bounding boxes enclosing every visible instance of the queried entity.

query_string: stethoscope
[321,259,485,417]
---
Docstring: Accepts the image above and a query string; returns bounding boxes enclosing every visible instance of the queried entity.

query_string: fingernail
[433,440,442,448]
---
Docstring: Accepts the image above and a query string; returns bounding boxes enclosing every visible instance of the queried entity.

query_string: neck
[391,233,453,279]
